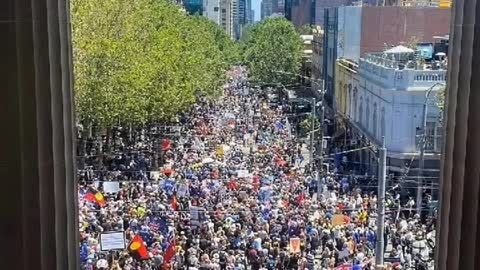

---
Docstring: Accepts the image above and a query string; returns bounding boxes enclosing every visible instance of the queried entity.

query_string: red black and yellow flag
[128,234,150,260]
[84,188,106,207]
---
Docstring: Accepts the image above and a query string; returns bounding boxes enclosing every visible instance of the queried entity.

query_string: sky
[253,0,261,22]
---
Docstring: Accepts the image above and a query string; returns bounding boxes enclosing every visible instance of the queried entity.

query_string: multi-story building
[335,48,447,176]
[221,0,234,39]
[300,35,314,85]
[272,0,285,15]
[203,0,221,24]
[311,27,324,94]
[249,9,255,22]
[289,0,315,28]
[203,0,234,39]
[230,0,247,39]
[322,5,450,110]
[245,0,254,23]
[184,0,204,15]
[314,0,353,27]
[261,0,274,20]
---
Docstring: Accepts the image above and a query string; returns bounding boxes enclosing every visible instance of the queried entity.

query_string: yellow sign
[439,0,451,8]
[216,146,224,156]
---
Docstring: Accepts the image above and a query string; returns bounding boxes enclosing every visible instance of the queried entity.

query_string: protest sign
[100,231,125,251]
[289,238,301,254]
[177,183,189,197]
[190,206,206,228]
[103,181,120,194]
[150,171,160,181]
[237,170,249,178]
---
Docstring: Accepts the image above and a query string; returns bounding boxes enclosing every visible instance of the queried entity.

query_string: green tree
[71,0,238,127]
[436,86,446,122]
[241,17,303,86]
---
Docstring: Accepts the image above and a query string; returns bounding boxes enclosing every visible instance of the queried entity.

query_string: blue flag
[80,243,89,263]
[139,228,154,247]
[149,216,168,235]
[163,179,176,195]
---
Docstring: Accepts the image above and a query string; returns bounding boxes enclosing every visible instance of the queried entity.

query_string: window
[381,107,386,139]
[436,125,443,152]
[359,96,363,125]
[348,84,352,117]
[353,87,358,121]
[425,122,436,151]
[373,103,378,139]
[366,97,370,130]
[214,7,219,12]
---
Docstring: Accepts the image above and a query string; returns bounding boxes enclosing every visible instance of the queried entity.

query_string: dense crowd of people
[78,67,436,270]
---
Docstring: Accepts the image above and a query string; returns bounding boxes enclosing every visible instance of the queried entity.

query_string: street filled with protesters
[78,68,436,270]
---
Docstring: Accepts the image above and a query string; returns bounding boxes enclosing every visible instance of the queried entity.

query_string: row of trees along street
[71,0,304,166]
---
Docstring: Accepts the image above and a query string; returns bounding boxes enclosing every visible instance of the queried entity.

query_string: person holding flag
[163,229,176,268]
[84,187,106,207]
[128,234,150,260]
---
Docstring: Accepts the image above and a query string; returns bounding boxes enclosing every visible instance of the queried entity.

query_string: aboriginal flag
[84,188,106,207]
[128,235,150,260]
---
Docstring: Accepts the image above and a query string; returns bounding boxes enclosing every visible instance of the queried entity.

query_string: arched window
[373,103,378,138]
[348,84,352,116]
[353,88,358,121]
[366,97,370,130]
[359,96,363,125]
[381,107,386,139]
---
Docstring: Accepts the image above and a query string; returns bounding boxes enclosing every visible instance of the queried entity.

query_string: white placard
[236,170,249,178]
[103,181,120,194]
[100,231,126,251]
[93,181,100,189]
[150,171,160,181]
[177,184,189,197]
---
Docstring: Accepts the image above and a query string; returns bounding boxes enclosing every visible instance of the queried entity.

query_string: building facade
[311,27,325,94]
[184,0,204,15]
[261,0,274,20]
[336,50,446,175]
[245,0,255,23]
[272,0,286,15]
[314,0,353,27]
[322,5,450,110]
[290,0,315,28]
[203,0,221,24]
[221,0,234,39]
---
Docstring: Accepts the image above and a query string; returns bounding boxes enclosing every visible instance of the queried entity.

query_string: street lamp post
[417,82,445,214]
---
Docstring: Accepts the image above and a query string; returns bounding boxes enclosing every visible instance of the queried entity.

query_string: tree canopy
[72,0,238,127]
[241,17,303,86]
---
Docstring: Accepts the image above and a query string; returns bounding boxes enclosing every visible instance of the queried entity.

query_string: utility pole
[417,97,428,215]
[317,104,325,200]
[376,137,387,268]
[310,98,316,171]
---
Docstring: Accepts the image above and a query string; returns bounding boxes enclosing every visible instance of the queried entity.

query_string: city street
[77,68,434,270]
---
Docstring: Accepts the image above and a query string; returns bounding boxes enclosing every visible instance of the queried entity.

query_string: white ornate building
[337,46,446,174]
